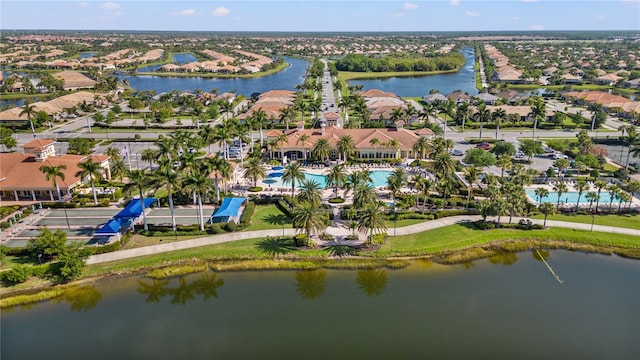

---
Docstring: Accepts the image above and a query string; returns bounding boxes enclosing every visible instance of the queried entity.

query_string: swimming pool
[263,170,392,189]
[525,189,614,204]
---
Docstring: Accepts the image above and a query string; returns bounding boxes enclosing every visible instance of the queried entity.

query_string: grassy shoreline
[2,224,638,308]
[338,69,458,81]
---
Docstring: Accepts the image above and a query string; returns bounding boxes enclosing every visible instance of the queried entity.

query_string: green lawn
[243,204,292,231]
[376,223,640,257]
[530,213,640,230]
[386,218,428,228]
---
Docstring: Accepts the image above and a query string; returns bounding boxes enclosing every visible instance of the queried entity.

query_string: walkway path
[86,215,639,265]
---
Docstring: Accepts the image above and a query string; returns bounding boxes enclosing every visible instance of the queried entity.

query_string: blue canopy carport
[91,218,131,244]
[114,198,157,219]
[210,197,246,224]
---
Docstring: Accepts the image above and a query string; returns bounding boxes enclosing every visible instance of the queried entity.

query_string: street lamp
[591,215,595,232]
[393,206,397,237]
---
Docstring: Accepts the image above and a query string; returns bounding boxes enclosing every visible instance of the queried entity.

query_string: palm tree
[534,187,549,204]
[279,106,295,130]
[297,179,322,206]
[413,175,432,208]
[251,109,268,147]
[326,164,347,197]
[296,134,310,161]
[76,159,103,205]
[357,202,388,245]
[39,164,66,201]
[336,135,355,162]
[552,182,568,210]
[607,185,620,212]
[140,148,159,169]
[492,108,506,140]
[243,157,266,188]
[352,182,376,209]
[436,175,457,208]
[292,200,327,246]
[19,101,37,138]
[475,105,491,141]
[213,124,233,160]
[539,202,556,227]
[623,126,640,168]
[152,166,181,231]
[338,96,351,125]
[529,97,545,140]
[594,180,608,212]
[496,154,512,179]
[386,139,401,159]
[128,169,151,231]
[617,192,631,213]
[386,167,407,206]
[432,151,456,180]
[463,165,480,208]
[412,137,430,160]
[312,138,331,163]
[282,162,306,197]
[199,125,217,154]
[183,170,213,231]
[208,156,232,203]
[574,178,589,211]
[110,158,128,182]
[586,191,599,211]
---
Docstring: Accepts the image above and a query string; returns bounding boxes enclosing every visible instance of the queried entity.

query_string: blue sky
[1,1,639,32]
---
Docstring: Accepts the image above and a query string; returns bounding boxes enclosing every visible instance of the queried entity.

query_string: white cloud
[403,2,419,10]
[78,1,89,8]
[450,0,459,6]
[529,25,545,30]
[101,2,120,10]
[619,0,640,8]
[391,12,405,18]
[174,9,196,16]
[212,7,230,17]
[465,11,480,17]
[512,16,521,20]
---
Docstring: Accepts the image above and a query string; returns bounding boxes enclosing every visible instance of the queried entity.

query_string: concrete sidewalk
[87,215,640,265]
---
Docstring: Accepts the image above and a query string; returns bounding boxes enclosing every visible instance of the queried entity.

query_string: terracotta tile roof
[23,139,55,150]
[281,127,420,151]
[53,71,97,89]
[0,153,108,191]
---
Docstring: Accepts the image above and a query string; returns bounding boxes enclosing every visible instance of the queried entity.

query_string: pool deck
[526,183,640,209]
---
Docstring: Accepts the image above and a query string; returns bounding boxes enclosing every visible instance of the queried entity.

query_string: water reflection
[356,269,387,297]
[488,252,519,266]
[294,270,327,300]
[57,285,102,312]
[136,271,224,305]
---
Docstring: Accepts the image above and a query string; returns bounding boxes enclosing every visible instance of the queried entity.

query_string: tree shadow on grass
[323,245,359,257]
[255,237,296,257]
[263,213,292,226]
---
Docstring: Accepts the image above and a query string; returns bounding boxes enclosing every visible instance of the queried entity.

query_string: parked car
[553,153,569,160]
[450,149,464,156]
[476,142,491,150]
[515,151,525,159]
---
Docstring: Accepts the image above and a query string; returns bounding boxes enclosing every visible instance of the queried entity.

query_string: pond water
[2,251,638,359]
[117,56,308,96]
[79,52,97,59]
[348,47,479,97]
[172,53,197,65]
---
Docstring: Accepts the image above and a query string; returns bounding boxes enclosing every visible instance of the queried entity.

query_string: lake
[2,250,638,359]
[348,47,479,97]
[117,56,308,96]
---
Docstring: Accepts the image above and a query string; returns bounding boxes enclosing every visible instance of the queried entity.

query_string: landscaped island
[334,52,465,80]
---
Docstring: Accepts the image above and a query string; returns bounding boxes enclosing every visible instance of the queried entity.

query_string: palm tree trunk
[259,126,264,147]
[139,187,149,231]
[169,190,176,231]
[215,178,221,203]
[543,214,548,226]
[55,181,62,201]
[198,195,204,231]
[478,120,483,141]
[90,178,98,205]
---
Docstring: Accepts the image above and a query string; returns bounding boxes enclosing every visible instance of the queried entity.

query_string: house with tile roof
[273,122,431,162]
[0,139,110,201]
[53,71,97,90]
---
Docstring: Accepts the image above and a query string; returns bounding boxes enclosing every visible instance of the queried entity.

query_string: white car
[450,149,464,156]
[553,153,569,160]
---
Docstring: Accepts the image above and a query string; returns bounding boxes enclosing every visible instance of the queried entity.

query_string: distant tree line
[334,53,465,73]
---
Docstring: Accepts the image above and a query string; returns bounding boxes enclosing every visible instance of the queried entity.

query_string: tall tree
[538,202,556,227]
[243,157,266,187]
[128,170,151,231]
[292,200,327,246]
[326,164,347,197]
[357,202,388,245]
[312,138,331,162]
[19,101,38,138]
[183,170,213,231]
[39,164,67,201]
[75,159,103,205]
[574,178,589,212]
[297,179,322,206]
[282,162,306,197]
[336,135,355,162]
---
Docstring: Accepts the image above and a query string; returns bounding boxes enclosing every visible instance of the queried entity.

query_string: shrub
[240,201,256,226]
[225,221,237,232]
[474,220,496,230]
[328,197,345,204]
[208,224,223,234]
[370,233,387,246]
[248,187,263,192]
[1,245,29,256]
[91,241,122,255]
[4,264,30,283]
[434,209,474,219]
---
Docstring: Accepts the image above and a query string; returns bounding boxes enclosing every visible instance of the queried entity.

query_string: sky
[1,0,639,32]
